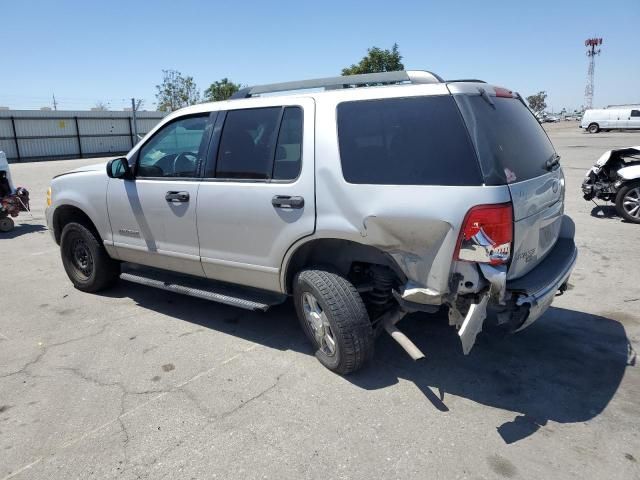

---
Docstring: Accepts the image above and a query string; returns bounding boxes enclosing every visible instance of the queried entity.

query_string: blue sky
[1,0,638,111]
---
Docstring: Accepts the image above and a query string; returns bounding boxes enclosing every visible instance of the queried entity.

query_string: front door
[196,98,315,292]
[106,114,212,276]
[628,109,640,129]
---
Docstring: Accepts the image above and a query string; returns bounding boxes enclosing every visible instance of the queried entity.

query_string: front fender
[50,171,110,243]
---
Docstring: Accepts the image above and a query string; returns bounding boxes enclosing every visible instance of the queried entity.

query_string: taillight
[494,87,514,98]
[456,203,513,265]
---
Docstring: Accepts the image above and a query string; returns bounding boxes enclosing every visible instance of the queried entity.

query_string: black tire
[0,216,14,232]
[615,181,640,224]
[60,222,120,292]
[293,269,374,374]
[587,123,600,133]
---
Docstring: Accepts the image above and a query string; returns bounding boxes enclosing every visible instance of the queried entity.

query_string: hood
[54,161,108,178]
[594,145,640,168]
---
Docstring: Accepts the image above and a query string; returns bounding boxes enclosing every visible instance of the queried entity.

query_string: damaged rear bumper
[504,236,577,331]
[456,216,577,353]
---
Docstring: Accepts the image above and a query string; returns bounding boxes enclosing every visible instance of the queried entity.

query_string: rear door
[454,91,564,279]
[196,98,315,292]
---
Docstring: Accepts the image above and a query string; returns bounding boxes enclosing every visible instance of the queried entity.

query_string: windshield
[455,94,556,185]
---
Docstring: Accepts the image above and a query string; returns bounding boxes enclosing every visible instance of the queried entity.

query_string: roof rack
[446,79,486,83]
[230,70,444,99]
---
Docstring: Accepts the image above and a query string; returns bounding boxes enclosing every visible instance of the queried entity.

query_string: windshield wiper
[477,87,495,109]
[545,154,561,171]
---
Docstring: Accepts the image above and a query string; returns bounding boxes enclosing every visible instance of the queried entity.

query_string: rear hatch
[452,86,565,280]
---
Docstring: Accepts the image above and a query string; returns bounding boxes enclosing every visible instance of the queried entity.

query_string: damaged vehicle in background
[45,70,577,374]
[583,146,640,223]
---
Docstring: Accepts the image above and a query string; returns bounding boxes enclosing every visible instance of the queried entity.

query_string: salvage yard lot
[1,123,639,479]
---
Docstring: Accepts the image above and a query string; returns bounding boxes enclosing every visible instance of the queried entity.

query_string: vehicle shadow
[0,222,47,238]
[348,307,634,444]
[102,283,633,445]
[590,204,619,219]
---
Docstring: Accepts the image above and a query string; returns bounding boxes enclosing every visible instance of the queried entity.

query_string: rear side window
[216,107,281,179]
[273,107,303,180]
[337,96,482,185]
[455,95,556,184]
[214,106,302,180]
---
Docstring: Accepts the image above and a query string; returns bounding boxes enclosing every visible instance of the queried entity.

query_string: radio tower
[584,37,602,109]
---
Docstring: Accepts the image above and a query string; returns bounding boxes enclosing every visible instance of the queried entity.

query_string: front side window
[631,110,640,117]
[137,115,208,178]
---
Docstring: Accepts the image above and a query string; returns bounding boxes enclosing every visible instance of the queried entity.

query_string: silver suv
[46,70,577,374]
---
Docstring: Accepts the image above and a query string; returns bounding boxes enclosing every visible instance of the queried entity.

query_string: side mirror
[106,157,133,180]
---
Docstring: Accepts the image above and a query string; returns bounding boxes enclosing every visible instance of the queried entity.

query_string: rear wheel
[587,123,600,133]
[0,216,14,232]
[616,181,640,224]
[60,222,120,292]
[293,269,374,374]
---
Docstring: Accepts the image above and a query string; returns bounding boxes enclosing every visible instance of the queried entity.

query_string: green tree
[341,43,405,76]
[526,91,548,114]
[204,78,242,102]
[155,69,200,112]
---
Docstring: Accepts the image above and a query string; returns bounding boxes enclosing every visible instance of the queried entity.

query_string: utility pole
[131,98,143,144]
[52,94,58,111]
[584,37,603,110]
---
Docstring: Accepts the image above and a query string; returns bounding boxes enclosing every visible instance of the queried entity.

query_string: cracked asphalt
[1,123,639,479]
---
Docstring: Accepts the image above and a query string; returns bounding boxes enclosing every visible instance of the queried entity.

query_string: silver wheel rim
[302,292,337,356]
[623,187,640,218]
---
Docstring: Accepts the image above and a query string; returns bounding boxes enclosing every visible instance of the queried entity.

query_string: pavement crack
[0,324,110,379]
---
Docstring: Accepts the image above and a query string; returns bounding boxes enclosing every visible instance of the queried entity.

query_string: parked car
[46,71,577,374]
[581,107,640,133]
[582,146,640,223]
[542,115,560,123]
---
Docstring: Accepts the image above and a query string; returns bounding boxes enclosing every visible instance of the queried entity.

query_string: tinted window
[216,107,281,179]
[455,95,556,184]
[273,107,303,180]
[137,116,208,178]
[631,110,640,117]
[337,96,482,185]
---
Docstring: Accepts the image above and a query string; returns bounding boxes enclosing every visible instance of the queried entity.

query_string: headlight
[46,187,52,206]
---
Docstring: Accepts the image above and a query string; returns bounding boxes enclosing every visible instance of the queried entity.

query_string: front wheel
[615,181,640,223]
[293,269,374,374]
[587,123,600,133]
[60,222,120,292]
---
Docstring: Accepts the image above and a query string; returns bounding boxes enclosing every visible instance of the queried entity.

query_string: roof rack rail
[446,79,486,83]
[230,70,444,99]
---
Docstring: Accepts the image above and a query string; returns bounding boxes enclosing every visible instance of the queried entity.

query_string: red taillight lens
[456,203,513,265]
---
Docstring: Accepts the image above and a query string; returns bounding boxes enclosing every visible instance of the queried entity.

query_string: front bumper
[45,206,56,242]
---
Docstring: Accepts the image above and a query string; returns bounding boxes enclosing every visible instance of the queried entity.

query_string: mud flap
[458,295,489,355]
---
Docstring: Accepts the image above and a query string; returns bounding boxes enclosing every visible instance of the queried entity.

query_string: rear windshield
[454,94,556,184]
[337,96,483,185]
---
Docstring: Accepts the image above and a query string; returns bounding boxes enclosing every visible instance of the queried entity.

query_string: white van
[581,107,640,133]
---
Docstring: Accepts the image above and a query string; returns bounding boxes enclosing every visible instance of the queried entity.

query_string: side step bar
[119,264,286,312]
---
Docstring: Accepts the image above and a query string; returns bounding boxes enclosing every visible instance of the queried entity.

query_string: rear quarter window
[454,95,556,184]
[337,96,483,185]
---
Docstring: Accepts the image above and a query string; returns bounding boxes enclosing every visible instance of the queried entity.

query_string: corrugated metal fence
[0,110,166,162]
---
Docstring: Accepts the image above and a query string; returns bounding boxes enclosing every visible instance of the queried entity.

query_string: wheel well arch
[52,205,101,244]
[282,238,406,294]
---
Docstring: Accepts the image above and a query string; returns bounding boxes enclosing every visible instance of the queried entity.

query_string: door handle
[272,195,304,209]
[165,191,190,202]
